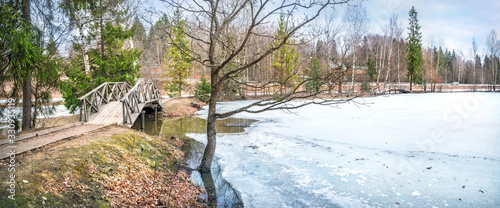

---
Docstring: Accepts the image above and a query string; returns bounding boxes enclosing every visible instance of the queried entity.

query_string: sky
[361,0,500,57]
[147,0,499,58]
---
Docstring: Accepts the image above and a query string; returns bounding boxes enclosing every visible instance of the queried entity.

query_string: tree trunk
[350,45,356,93]
[77,20,90,74]
[376,44,383,92]
[338,78,342,94]
[384,45,393,91]
[445,64,447,84]
[435,55,440,92]
[22,0,32,131]
[200,169,217,205]
[22,78,32,130]
[481,67,484,84]
[494,57,498,91]
[473,59,476,85]
[100,0,104,57]
[179,77,182,97]
[410,75,413,90]
[32,96,38,128]
[397,43,401,87]
[199,72,219,172]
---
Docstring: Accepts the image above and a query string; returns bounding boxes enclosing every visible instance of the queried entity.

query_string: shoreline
[0,125,209,207]
[0,97,210,207]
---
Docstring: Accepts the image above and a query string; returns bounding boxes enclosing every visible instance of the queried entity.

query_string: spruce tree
[164,8,192,97]
[1,1,64,130]
[406,6,423,90]
[305,57,323,93]
[367,58,376,81]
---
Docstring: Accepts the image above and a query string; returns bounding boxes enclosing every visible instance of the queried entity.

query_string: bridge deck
[87,101,146,126]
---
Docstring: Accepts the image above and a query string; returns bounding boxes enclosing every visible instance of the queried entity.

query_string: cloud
[360,0,500,56]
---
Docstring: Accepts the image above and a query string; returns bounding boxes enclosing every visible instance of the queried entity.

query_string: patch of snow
[411,191,421,197]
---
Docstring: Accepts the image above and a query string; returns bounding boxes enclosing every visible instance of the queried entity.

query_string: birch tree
[471,37,478,85]
[343,3,368,93]
[486,30,498,90]
[60,0,94,74]
[317,11,341,94]
[383,13,402,90]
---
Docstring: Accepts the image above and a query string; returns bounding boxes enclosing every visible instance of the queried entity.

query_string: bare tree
[312,10,342,94]
[335,34,351,93]
[383,13,402,90]
[486,30,498,90]
[471,37,478,86]
[343,3,368,93]
[160,0,354,172]
[434,37,444,91]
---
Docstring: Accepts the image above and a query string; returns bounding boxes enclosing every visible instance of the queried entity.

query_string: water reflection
[133,115,254,207]
[133,115,255,137]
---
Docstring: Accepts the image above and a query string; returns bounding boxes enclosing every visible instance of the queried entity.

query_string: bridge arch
[78,80,162,127]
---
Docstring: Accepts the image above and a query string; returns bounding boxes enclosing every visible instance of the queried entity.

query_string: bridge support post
[80,100,83,122]
[154,106,157,121]
[141,110,145,129]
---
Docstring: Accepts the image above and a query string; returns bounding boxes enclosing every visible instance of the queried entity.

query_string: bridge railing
[120,81,162,125]
[78,82,132,122]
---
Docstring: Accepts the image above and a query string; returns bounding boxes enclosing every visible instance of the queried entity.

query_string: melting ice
[188,93,500,207]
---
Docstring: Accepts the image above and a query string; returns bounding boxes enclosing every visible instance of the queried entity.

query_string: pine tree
[406,6,423,90]
[163,8,192,97]
[271,13,299,95]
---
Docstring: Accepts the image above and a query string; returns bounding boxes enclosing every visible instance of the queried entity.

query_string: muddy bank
[135,115,256,207]
[162,97,205,117]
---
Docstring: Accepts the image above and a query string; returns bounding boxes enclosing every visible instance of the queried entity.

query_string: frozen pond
[188,93,500,207]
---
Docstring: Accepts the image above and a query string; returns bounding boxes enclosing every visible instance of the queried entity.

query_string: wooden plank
[88,101,121,125]
[105,102,122,125]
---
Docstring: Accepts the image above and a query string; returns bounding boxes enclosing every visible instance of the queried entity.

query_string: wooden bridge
[79,80,162,127]
[386,89,411,94]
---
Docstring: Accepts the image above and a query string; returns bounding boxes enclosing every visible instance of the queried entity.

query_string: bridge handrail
[78,82,132,122]
[120,81,162,125]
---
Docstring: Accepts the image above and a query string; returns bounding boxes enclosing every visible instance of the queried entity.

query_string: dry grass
[0,126,207,207]
[162,97,205,117]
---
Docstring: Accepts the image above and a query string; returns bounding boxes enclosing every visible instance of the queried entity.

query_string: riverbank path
[0,122,106,160]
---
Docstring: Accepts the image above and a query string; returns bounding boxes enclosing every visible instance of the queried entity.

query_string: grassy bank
[0,126,207,207]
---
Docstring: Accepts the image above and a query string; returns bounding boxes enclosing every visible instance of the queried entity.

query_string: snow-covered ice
[189,93,500,207]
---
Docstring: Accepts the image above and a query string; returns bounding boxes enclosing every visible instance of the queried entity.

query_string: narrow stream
[132,114,256,207]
